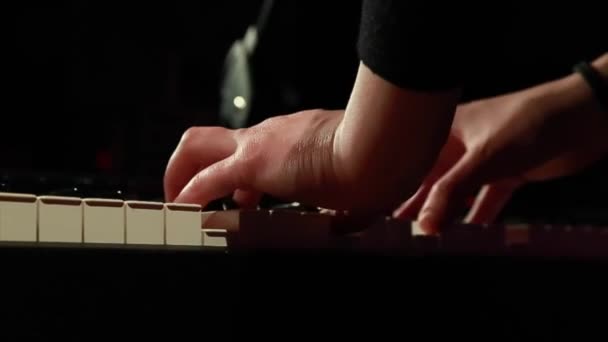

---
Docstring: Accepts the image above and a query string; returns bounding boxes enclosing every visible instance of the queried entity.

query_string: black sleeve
[357,0,483,91]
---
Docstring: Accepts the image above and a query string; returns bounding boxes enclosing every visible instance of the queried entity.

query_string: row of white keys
[0,193,203,246]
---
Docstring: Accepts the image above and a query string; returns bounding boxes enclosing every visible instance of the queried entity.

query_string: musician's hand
[394,56,608,233]
[165,62,461,214]
[164,109,350,209]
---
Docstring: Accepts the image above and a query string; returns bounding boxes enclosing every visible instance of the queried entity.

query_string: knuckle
[234,145,263,184]
[189,171,204,189]
[177,128,202,161]
[180,127,200,145]
[217,156,250,190]
[468,142,489,161]
[181,126,228,145]
[233,160,252,188]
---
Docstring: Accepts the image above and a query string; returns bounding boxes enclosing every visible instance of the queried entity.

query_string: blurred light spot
[233,96,247,109]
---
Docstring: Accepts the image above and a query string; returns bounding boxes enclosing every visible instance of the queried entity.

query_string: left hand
[394,64,608,232]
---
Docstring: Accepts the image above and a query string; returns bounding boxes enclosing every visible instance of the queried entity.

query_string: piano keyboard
[1,194,607,340]
[0,192,206,248]
[202,209,608,259]
[2,191,607,259]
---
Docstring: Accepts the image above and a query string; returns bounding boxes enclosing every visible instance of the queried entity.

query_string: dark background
[3,0,606,221]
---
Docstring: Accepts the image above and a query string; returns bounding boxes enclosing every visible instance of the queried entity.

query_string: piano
[2,173,607,257]
[4,1,607,339]
[1,171,607,341]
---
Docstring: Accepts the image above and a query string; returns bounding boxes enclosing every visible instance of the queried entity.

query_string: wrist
[525,58,608,152]
[526,65,604,118]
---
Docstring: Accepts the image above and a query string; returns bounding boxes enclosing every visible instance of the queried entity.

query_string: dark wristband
[573,61,608,112]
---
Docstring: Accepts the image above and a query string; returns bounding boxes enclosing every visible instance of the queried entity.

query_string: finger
[173,156,241,207]
[233,189,263,209]
[393,183,432,219]
[164,127,236,202]
[464,180,521,224]
[417,151,483,234]
[396,133,466,221]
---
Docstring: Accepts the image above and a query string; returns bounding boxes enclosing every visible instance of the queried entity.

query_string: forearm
[333,62,460,211]
[531,53,607,112]
[518,53,608,179]
[528,53,608,148]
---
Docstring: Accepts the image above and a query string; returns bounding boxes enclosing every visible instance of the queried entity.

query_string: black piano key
[412,234,440,255]
[358,217,413,253]
[439,223,503,255]
[257,194,286,209]
[203,197,239,211]
[269,201,320,212]
[234,210,333,249]
[203,199,225,211]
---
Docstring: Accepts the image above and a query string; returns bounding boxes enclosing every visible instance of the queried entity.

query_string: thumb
[417,151,483,233]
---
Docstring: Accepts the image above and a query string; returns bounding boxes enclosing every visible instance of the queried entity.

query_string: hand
[394,64,608,233]
[164,109,353,210]
[165,62,461,215]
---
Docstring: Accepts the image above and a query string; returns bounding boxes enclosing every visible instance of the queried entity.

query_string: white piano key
[202,229,228,248]
[125,201,164,245]
[83,198,125,244]
[199,211,240,248]
[0,193,37,242]
[165,203,202,246]
[38,196,83,243]
[201,210,240,230]
[411,221,426,236]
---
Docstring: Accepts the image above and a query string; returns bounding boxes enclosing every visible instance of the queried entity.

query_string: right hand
[164,109,386,211]
[165,62,462,215]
